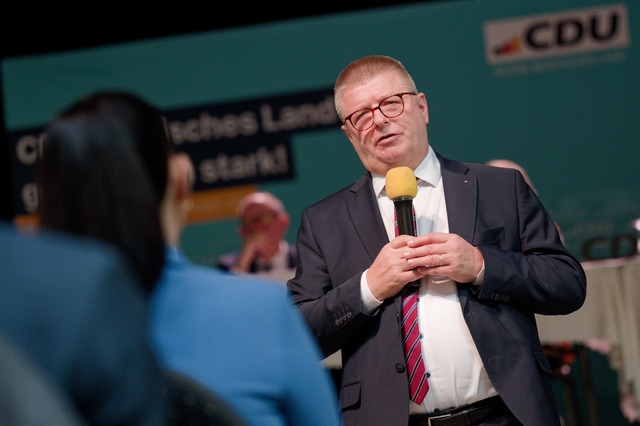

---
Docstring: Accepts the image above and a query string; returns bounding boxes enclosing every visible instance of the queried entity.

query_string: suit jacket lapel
[346,159,478,312]
[347,173,389,263]
[437,153,477,308]
[346,158,477,256]
[348,173,406,314]
[438,154,476,243]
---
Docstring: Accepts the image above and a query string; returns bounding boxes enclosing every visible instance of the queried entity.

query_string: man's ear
[418,93,429,125]
[169,153,195,201]
[277,212,291,233]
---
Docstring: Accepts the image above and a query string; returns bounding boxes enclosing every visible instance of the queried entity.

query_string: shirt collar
[372,147,441,197]
[165,245,186,267]
[415,147,441,188]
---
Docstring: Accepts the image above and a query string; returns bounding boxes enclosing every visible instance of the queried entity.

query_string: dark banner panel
[6,88,338,216]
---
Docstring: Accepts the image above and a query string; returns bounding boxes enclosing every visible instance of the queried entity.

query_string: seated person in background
[486,158,564,242]
[485,159,537,192]
[0,222,168,426]
[216,190,343,388]
[35,90,342,426]
[217,191,297,283]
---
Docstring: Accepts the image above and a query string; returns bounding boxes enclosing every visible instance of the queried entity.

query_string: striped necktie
[395,208,429,404]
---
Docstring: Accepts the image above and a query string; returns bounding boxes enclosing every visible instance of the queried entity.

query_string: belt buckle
[427,412,454,426]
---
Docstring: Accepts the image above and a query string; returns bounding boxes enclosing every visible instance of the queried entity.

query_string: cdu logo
[483,3,630,64]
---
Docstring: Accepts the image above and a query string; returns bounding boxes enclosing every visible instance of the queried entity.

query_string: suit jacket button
[395,363,405,373]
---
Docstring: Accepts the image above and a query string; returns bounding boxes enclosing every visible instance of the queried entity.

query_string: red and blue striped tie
[395,208,429,404]
[401,289,429,403]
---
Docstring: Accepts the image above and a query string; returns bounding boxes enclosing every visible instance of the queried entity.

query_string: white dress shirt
[253,241,296,284]
[361,147,497,413]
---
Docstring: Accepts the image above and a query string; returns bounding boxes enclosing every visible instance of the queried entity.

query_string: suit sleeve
[473,168,586,315]
[288,205,377,357]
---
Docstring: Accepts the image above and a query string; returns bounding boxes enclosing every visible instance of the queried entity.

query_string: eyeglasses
[344,92,417,131]
[240,212,276,227]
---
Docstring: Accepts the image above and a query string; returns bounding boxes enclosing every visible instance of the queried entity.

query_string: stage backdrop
[2,0,638,266]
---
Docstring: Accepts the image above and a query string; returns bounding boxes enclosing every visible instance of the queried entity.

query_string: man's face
[340,70,430,176]
[239,203,287,241]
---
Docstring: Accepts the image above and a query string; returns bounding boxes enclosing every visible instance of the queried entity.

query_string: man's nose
[372,108,388,126]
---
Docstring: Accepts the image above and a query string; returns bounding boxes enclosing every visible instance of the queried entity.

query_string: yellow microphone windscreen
[385,166,417,200]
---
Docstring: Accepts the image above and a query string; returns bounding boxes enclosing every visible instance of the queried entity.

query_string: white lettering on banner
[492,50,627,77]
[199,144,289,184]
[260,96,338,132]
[7,89,336,216]
[168,95,338,145]
[21,183,38,214]
[169,111,259,145]
[483,3,630,64]
[15,133,45,165]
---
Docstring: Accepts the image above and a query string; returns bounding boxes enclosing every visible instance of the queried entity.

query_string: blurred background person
[0,222,169,426]
[217,191,297,283]
[485,159,537,193]
[36,90,342,426]
[217,189,343,389]
[486,158,564,242]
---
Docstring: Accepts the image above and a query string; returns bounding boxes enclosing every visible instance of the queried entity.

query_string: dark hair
[37,91,173,295]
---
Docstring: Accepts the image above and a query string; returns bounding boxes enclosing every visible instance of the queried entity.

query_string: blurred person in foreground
[217,191,297,283]
[0,222,168,426]
[216,190,341,385]
[36,90,342,426]
[286,55,586,426]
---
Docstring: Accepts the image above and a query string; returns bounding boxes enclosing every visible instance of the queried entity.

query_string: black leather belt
[408,396,507,426]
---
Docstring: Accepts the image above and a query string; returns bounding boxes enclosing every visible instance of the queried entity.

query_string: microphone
[385,166,418,237]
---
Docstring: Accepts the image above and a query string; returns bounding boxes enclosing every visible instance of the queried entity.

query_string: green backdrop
[2,0,638,266]
[2,2,638,425]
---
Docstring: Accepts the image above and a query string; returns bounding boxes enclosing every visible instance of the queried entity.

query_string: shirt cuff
[473,261,485,285]
[361,269,384,314]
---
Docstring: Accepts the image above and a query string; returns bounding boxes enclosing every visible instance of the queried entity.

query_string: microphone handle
[394,197,416,237]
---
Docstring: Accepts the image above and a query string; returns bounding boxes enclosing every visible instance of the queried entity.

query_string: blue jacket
[0,224,168,426]
[150,247,341,426]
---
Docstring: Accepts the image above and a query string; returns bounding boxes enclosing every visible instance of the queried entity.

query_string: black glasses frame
[344,92,417,131]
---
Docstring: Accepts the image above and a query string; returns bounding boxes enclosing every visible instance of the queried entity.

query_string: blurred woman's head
[37,91,173,294]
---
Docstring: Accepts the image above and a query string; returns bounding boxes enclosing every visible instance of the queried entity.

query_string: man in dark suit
[0,223,169,426]
[287,55,587,426]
